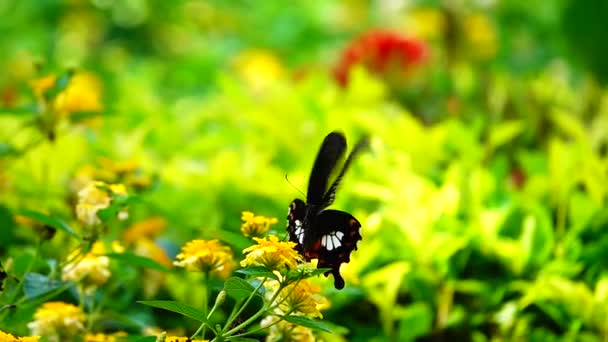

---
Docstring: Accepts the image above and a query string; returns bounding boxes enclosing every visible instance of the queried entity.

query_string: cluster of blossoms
[0,330,39,341]
[169,211,330,341]
[333,29,428,87]
[75,181,128,227]
[173,239,235,278]
[70,159,153,195]
[27,302,86,341]
[29,71,103,119]
[240,211,278,237]
[62,241,112,294]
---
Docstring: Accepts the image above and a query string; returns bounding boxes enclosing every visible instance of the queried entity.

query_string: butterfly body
[287,132,368,289]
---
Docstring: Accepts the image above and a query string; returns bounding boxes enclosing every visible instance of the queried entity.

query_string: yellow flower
[123,217,167,244]
[85,332,128,342]
[405,7,446,40]
[240,211,278,237]
[464,12,498,60]
[62,242,111,294]
[54,72,103,117]
[163,337,207,342]
[232,49,285,92]
[261,316,315,342]
[29,74,57,98]
[241,235,303,271]
[27,302,86,340]
[273,280,328,318]
[174,239,234,278]
[0,329,40,341]
[75,181,128,226]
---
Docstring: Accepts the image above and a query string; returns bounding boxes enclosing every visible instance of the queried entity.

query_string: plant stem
[223,280,284,336]
[221,278,269,336]
[191,271,210,340]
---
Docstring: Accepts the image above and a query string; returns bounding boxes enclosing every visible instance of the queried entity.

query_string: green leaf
[106,253,169,272]
[18,210,80,240]
[224,277,259,301]
[398,302,433,340]
[24,273,66,299]
[488,120,524,149]
[137,300,207,322]
[280,315,333,333]
[236,266,279,280]
[133,337,156,342]
[0,143,18,156]
[230,338,260,342]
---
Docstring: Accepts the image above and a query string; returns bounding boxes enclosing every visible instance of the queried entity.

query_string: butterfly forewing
[305,210,362,290]
[321,135,369,208]
[307,132,347,206]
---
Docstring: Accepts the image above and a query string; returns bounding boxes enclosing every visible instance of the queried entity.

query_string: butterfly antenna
[285,174,306,197]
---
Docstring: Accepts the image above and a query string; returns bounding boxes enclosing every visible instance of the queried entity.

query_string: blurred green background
[2,0,608,341]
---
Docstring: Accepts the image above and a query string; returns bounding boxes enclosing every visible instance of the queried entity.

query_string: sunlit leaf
[280,315,333,333]
[236,266,279,280]
[224,277,259,301]
[137,300,207,322]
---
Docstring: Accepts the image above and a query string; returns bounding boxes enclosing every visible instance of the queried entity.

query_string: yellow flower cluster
[240,211,278,237]
[174,239,234,278]
[0,330,39,342]
[71,159,153,194]
[162,337,207,342]
[27,302,86,340]
[261,316,315,342]
[29,72,103,118]
[75,181,128,227]
[62,242,111,294]
[274,280,328,318]
[84,332,128,342]
[241,235,303,271]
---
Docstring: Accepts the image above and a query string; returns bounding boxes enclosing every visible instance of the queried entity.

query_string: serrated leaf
[236,266,279,280]
[138,300,207,322]
[280,315,333,333]
[24,273,66,299]
[106,253,170,272]
[225,277,259,301]
[18,210,80,240]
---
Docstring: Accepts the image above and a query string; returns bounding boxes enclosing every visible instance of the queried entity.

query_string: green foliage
[1,1,608,341]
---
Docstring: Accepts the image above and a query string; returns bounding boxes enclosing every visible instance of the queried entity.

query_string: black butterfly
[287,131,368,289]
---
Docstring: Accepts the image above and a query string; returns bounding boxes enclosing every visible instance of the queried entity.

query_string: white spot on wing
[331,235,341,248]
[295,220,302,229]
[321,235,327,247]
[336,231,344,239]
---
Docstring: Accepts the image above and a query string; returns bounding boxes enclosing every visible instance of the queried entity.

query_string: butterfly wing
[304,210,362,289]
[321,135,369,208]
[286,199,307,254]
[307,132,347,206]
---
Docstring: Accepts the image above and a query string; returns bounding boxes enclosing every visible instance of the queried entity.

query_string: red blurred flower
[333,30,428,86]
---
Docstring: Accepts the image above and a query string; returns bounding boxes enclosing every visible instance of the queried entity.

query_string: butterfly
[287,131,368,289]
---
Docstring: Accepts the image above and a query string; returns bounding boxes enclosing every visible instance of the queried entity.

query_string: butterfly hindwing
[307,132,347,206]
[286,199,307,254]
[305,210,362,290]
